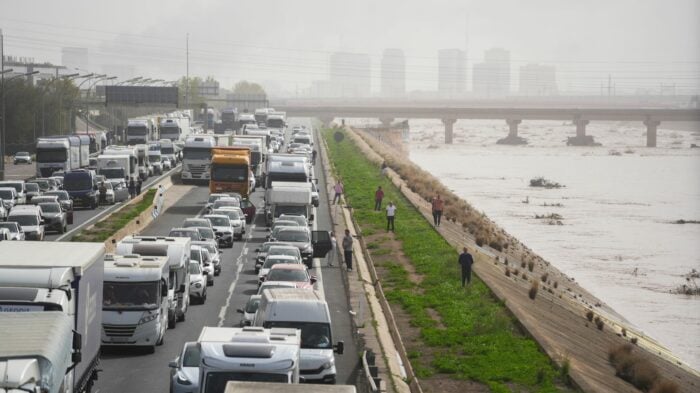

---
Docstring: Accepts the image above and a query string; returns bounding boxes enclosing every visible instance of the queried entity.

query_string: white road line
[217,226,254,327]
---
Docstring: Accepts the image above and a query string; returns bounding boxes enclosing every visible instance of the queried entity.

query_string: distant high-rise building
[381,48,405,97]
[438,49,466,97]
[473,47,511,97]
[329,52,371,98]
[61,47,88,71]
[519,64,557,96]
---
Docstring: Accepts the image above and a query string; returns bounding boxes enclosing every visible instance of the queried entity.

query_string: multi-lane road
[91,118,361,392]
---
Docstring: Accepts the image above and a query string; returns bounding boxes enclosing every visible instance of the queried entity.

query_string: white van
[254,288,344,383]
[7,205,44,240]
[102,254,170,352]
[0,180,27,205]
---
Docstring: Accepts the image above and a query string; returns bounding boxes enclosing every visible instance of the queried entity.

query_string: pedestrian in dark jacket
[128,179,136,198]
[458,247,474,287]
[136,179,142,195]
[342,229,353,271]
[431,194,444,227]
[374,186,384,211]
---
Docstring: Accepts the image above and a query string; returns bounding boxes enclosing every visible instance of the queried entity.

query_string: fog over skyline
[1,0,699,95]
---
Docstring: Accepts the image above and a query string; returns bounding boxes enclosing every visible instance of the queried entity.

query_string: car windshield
[190,250,202,262]
[9,215,39,226]
[208,195,224,203]
[204,372,288,392]
[197,228,215,240]
[37,149,66,163]
[16,152,30,157]
[207,216,229,226]
[276,230,309,243]
[263,321,331,350]
[202,244,217,255]
[32,180,49,190]
[184,220,208,228]
[148,154,161,161]
[25,183,40,192]
[0,223,18,232]
[245,298,261,313]
[0,190,13,199]
[189,262,201,274]
[263,258,295,269]
[269,248,299,258]
[274,205,307,217]
[183,147,211,160]
[39,203,60,213]
[267,268,308,282]
[211,165,248,182]
[103,281,158,310]
[213,200,239,209]
[273,221,297,230]
[182,344,200,368]
[99,168,125,179]
[170,230,200,241]
[45,191,69,201]
[0,183,23,193]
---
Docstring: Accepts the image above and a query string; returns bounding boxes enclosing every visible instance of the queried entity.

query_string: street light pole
[85,76,115,133]
[1,28,5,181]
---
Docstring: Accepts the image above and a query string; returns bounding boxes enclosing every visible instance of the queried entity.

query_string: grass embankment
[71,189,157,242]
[323,129,569,392]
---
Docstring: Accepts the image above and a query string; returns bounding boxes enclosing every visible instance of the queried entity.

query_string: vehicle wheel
[202,290,207,303]
[207,278,213,287]
[177,309,186,322]
[146,345,156,354]
[168,311,177,328]
[157,332,164,346]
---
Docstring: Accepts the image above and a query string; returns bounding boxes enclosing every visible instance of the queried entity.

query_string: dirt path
[347,127,700,393]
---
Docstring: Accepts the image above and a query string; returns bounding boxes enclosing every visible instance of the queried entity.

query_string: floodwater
[406,119,700,370]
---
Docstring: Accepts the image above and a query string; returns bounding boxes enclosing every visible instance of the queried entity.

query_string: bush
[595,316,604,330]
[541,273,549,283]
[586,310,594,322]
[528,260,535,272]
[650,379,679,393]
[529,281,539,300]
[521,261,526,268]
[505,267,511,277]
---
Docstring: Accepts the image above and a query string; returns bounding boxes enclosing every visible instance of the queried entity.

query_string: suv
[7,205,45,241]
[63,169,99,209]
[0,222,25,241]
[13,151,32,164]
[38,202,68,234]
[0,187,18,210]
[273,227,333,268]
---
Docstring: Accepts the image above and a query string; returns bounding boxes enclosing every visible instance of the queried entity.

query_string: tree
[233,80,266,95]
[178,76,206,108]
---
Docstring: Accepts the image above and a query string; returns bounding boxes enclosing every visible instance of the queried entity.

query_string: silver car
[169,342,200,393]
[188,261,207,304]
[0,222,25,241]
[236,295,261,327]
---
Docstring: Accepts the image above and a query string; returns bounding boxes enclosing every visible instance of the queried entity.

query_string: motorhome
[181,135,216,184]
[102,254,170,352]
[134,144,152,180]
[232,136,266,184]
[243,125,271,150]
[35,136,81,177]
[196,326,302,391]
[96,155,130,183]
[73,133,91,168]
[116,236,192,328]
[0,242,105,393]
[103,145,139,182]
[265,181,313,226]
[266,161,310,188]
[254,289,344,384]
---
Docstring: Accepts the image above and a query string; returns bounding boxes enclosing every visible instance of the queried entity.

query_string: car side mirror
[236,309,244,314]
[334,341,345,355]
[310,276,317,284]
[168,359,178,368]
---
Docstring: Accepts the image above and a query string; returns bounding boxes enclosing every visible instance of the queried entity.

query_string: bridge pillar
[379,118,394,127]
[644,119,660,147]
[506,119,522,138]
[442,118,457,144]
[575,119,589,138]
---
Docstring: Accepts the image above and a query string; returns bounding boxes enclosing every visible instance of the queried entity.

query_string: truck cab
[102,254,170,352]
[103,146,139,182]
[126,119,151,145]
[181,135,216,185]
[209,147,251,196]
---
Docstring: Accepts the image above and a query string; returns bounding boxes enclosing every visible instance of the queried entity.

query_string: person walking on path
[327,232,337,267]
[312,149,318,165]
[333,181,344,204]
[342,229,353,271]
[136,179,142,195]
[458,247,475,287]
[128,179,136,199]
[386,202,396,232]
[431,194,444,227]
[374,186,384,211]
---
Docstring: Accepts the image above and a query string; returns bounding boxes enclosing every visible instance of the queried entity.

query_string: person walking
[431,194,444,227]
[312,149,318,165]
[136,178,142,195]
[333,181,344,204]
[374,186,384,211]
[380,161,389,177]
[458,247,475,287]
[327,232,337,267]
[342,229,353,271]
[128,178,136,199]
[386,201,396,232]
[99,182,107,204]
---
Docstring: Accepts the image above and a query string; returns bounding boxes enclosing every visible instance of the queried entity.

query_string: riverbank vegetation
[71,189,156,242]
[608,344,679,393]
[323,128,570,392]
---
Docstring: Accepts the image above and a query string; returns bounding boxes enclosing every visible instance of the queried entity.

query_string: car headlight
[138,312,159,325]
[232,221,241,227]
[303,245,313,253]
[322,359,335,369]
[176,371,192,385]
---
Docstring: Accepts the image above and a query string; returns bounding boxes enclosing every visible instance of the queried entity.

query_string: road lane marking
[217,227,254,327]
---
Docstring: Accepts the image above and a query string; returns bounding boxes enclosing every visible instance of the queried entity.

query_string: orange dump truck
[209,147,252,196]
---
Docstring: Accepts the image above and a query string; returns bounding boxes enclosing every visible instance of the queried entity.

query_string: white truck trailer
[0,312,85,393]
[35,136,81,177]
[265,181,313,226]
[102,254,170,352]
[0,242,105,393]
[116,236,192,328]
[103,146,139,182]
[197,326,302,392]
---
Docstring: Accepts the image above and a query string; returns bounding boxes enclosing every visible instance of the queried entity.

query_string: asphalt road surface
[94,118,362,392]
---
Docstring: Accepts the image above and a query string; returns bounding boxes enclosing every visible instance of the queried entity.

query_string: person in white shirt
[328,232,337,267]
[386,202,396,232]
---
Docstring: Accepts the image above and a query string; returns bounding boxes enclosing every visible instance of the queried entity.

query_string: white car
[191,245,214,286]
[212,207,246,235]
[203,214,235,247]
[160,156,172,170]
[169,342,200,393]
[7,205,45,241]
[258,254,301,287]
[204,193,230,214]
[0,222,24,241]
[188,261,207,303]
[236,295,261,327]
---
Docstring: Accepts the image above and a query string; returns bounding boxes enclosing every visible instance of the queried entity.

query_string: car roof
[171,227,197,232]
[266,255,298,260]
[269,263,306,271]
[203,214,228,219]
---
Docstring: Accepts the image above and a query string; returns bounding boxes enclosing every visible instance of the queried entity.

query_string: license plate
[110,337,130,343]
[0,305,44,312]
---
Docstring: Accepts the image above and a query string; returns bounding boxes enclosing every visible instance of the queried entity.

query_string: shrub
[631,337,638,345]
[586,310,594,322]
[505,267,511,277]
[521,261,526,268]
[489,241,503,252]
[541,273,549,283]
[528,260,535,272]
[595,316,604,330]
[650,379,679,393]
[529,281,539,300]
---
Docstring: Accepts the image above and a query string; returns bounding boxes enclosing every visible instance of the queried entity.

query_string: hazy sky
[1,0,699,95]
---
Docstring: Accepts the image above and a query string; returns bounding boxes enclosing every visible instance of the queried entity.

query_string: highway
[93,118,361,392]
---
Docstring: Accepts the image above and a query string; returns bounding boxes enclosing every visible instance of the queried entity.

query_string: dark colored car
[63,169,99,209]
[24,182,42,203]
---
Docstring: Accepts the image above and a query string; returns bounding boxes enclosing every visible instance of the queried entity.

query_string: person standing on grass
[431,194,444,227]
[342,229,353,271]
[128,178,136,198]
[458,247,474,287]
[327,232,337,267]
[374,186,384,211]
[333,181,344,204]
[386,201,396,232]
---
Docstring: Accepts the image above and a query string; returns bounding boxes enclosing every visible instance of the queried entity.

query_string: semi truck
[265,181,313,226]
[196,326,302,391]
[35,136,81,177]
[160,114,192,142]
[238,113,256,131]
[116,236,192,328]
[159,139,177,167]
[102,254,170,352]
[0,312,85,393]
[126,119,153,145]
[0,242,105,393]
[232,136,266,185]
[266,112,286,129]
[209,147,251,197]
[220,107,238,132]
[181,135,216,185]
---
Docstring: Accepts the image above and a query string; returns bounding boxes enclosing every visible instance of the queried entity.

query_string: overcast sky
[1,0,699,95]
